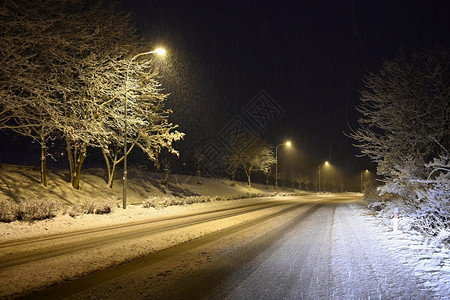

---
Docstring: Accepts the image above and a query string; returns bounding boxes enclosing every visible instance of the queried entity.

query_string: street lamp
[123,48,166,209]
[318,161,329,192]
[360,169,369,193]
[275,141,292,192]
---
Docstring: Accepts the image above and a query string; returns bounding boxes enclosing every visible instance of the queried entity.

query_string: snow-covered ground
[0,168,449,298]
[334,203,450,298]
[210,202,448,299]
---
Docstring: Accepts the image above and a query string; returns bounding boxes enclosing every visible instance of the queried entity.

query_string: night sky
[118,0,449,187]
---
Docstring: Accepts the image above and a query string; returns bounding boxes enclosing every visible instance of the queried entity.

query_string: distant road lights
[361,169,369,193]
[123,48,167,209]
[318,161,330,192]
[275,141,292,192]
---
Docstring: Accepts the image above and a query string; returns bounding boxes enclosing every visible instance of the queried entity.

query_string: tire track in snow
[0,200,294,269]
[22,202,320,299]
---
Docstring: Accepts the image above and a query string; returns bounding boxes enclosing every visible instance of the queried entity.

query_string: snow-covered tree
[294,174,305,189]
[101,58,184,188]
[294,174,311,190]
[304,177,311,191]
[49,1,141,189]
[351,50,449,201]
[1,0,184,190]
[222,152,240,183]
[0,0,71,186]
[0,0,135,188]
[226,141,276,187]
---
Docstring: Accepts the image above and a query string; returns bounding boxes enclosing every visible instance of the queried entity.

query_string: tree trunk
[72,144,87,190]
[103,141,130,189]
[102,149,113,187]
[106,144,122,189]
[230,173,236,186]
[108,163,117,188]
[40,144,48,187]
[65,137,74,184]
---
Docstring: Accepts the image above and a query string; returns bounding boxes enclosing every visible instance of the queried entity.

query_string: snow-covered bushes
[142,192,277,209]
[371,155,450,245]
[377,156,427,204]
[142,195,220,209]
[0,198,60,222]
[0,196,119,221]
[142,196,173,209]
[408,155,449,241]
[17,198,60,221]
[0,200,19,222]
[226,192,265,200]
[67,196,119,216]
[363,183,386,211]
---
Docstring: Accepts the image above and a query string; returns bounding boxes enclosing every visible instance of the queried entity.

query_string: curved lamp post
[318,161,329,192]
[275,141,292,192]
[123,48,166,209]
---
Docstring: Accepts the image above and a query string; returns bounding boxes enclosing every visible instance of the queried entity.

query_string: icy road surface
[14,194,446,299]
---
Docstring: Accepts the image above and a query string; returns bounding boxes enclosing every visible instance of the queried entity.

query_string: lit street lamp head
[285,141,292,147]
[152,48,166,56]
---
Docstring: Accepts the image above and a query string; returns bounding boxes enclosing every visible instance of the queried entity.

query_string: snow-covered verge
[367,154,450,245]
[334,203,450,298]
[0,195,295,242]
[0,167,298,223]
[370,200,450,245]
[363,197,450,297]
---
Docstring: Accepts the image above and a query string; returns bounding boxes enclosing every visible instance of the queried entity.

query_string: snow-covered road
[217,203,434,299]
[12,194,447,299]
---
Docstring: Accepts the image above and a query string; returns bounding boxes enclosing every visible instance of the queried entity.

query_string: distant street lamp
[123,48,166,209]
[360,169,369,193]
[275,141,292,192]
[318,161,329,192]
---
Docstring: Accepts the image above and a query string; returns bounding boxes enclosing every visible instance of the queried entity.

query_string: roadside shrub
[406,155,449,240]
[0,198,59,222]
[142,192,280,209]
[363,184,382,204]
[82,196,118,214]
[143,195,219,209]
[371,155,450,245]
[143,196,173,209]
[409,180,450,239]
[0,200,18,222]
[276,192,296,197]
[68,196,119,216]
[1,196,119,222]
[16,198,60,221]
[226,192,272,200]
